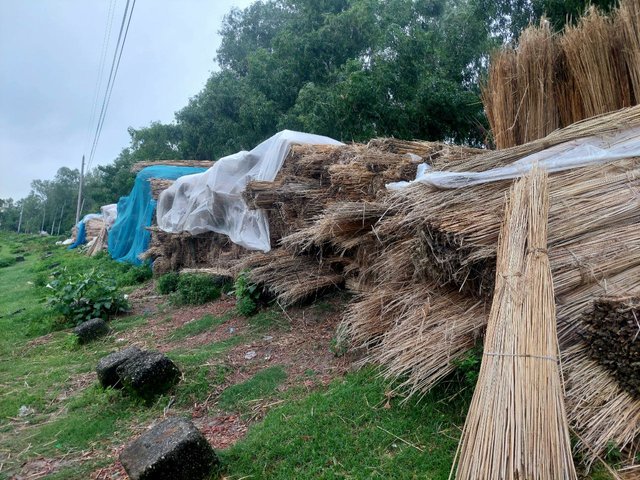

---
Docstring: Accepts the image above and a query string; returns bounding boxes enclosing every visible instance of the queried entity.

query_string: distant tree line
[0,0,617,235]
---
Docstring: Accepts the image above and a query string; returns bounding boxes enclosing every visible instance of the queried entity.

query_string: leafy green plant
[171,274,221,306]
[47,268,129,327]
[451,345,482,389]
[0,257,16,268]
[156,272,180,295]
[233,270,260,316]
[118,264,153,286]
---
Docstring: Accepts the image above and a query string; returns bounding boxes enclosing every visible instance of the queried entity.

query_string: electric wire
[86,0,136,171]
[83,0,117,154]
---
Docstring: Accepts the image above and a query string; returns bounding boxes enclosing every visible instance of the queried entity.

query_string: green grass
[170,313,230,340]
[221,369,466,479]
[218,366,288,412]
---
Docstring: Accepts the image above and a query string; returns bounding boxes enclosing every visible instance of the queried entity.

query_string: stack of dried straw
[484,0,640,148]
[287,107,640,470]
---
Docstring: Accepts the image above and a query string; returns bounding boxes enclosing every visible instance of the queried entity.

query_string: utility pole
[50,204,58,233]
[56,203,66,236]
[75,155,85,225]
[17,203,24,233]
[40,205,46,233]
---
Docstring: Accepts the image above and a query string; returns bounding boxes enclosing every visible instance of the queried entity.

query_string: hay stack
[483,1,640,149]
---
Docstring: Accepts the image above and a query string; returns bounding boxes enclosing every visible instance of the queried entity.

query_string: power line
[84,0,118,155]
[86,0,136,171]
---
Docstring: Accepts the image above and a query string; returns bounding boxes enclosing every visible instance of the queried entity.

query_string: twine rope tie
[483,352,558,362]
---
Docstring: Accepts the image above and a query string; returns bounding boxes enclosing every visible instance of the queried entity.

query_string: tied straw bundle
[453,168,576,479]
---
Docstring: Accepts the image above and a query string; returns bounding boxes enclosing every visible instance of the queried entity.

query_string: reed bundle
[483,1,640,149]
[130,160,213,173]
[366,138,483,164]
[454,169,576,479]
[241,250,344,307]
[578,297,640,396]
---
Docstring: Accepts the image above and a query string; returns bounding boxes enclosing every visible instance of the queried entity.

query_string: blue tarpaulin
[107,165,207,264]
[68,221,87,249]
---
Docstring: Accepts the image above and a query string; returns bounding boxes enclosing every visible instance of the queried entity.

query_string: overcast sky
[0,0,254,200]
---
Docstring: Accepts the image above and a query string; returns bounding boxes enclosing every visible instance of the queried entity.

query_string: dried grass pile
[484,0,640,148]
[454,168,576,479]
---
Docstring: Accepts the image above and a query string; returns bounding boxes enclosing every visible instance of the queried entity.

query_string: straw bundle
[240,250,345,307]
[483,1,640,149]
[578,296,640,396]
[454,168,576,479]
[130,160,213,173]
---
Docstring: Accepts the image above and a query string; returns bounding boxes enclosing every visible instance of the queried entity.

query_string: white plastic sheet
[157,130,344,252]
[100,203,118,228]
[387,126,640,190]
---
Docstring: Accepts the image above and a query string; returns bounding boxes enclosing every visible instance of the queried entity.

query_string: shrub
[0,257,16,269]
[233,271,260,316]
[172,274,221,305]
[119,264,153,286]
[47,268,129,327]
[156,272,180,295]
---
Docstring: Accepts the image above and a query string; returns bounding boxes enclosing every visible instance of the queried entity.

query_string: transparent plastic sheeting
[157,130,344,252]
[108,165,207,265]
[100,203,118,226]
[387,126,640,190]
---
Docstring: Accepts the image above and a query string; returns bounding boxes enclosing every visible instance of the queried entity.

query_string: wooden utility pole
[75,155,85,225]
[17,203,24,233]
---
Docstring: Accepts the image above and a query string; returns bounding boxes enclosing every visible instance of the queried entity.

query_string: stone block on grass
[96,346,142,388]
[74,318,110,344]
[120,417,219,480]
[116,351,180,399]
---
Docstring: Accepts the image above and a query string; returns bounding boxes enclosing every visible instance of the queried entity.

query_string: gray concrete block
[116,351,180,399]
[120,417,219,480]
[74,318,110,344]
[96,346,142,388]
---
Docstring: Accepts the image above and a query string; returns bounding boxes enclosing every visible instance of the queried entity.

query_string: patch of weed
[171,274,221,306]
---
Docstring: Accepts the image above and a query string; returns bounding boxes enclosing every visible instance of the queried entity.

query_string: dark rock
[96,347,142,388]
[74,318,110,344]
[116,351,180,399]
[120,417,219,480]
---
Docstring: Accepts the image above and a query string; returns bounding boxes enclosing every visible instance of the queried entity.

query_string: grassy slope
[0,233,615,479]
